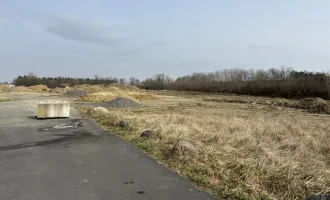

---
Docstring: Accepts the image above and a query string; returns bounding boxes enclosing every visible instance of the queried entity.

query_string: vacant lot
[3,85,329,199]
[76,90,330,200]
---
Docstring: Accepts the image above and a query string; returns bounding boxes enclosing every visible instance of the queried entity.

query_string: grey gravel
[105,97,140,108]
[64,89,88,97]
[76,97,140,109]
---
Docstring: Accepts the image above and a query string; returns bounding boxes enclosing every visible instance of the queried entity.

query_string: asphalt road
[0,94,215,200]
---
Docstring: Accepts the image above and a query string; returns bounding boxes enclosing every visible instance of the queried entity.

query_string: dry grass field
[2,84,330,199]
[77,90,330,200]
[0,85,11,93]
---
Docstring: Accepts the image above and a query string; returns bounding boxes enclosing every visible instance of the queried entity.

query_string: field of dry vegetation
[75,88,330,200]
[2,84,330,199]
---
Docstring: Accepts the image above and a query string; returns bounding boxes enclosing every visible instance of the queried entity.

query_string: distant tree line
[11,67,329,99]
[141,67,329,99]
[12,73,123,88]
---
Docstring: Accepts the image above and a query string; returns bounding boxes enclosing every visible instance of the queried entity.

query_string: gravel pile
[64,89,88,97]
[104,97,140,108]
[77,97,141,108]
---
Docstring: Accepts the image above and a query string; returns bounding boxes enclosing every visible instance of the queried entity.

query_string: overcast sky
[1,0,329,82]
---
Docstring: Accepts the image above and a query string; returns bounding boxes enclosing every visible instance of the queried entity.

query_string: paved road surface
[0,94,215,200]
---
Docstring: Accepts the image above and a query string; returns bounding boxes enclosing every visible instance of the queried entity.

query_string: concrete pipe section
[36,100,70,119]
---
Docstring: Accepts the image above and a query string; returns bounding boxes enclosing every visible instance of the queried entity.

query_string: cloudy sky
[0,0,329,82]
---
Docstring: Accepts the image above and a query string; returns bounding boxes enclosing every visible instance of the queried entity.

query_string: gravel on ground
[75,97,141,108]
[64,89,88,97]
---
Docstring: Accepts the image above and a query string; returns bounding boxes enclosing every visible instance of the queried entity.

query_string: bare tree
[27,72,37,78]
[129,77,136,85]
[119,78,127,85]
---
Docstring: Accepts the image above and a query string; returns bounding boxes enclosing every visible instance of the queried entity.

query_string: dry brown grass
[8,85,51,93]
[0,94,14,102]
[2,84,159,101]
[27,84,51,92]
[80,92,119,102]
[76,85,159,102]
[78,92,330,199]
[127,91,160,101]
[73,84,141,94]
[12,86,32,92]
[204,96,330,114]
[73,84,105,93]
[0,85,11,93]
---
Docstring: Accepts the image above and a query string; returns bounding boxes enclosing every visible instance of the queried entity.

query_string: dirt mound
[0,85,11,93]
[90,91,113,95]
[80,91,131,102]
[74,84,143,92]
[10,85,50,93]
[127,92,159,100]
[78,88,158,102]
[109,84,140,91]
[107,86,121,91]
[13,86,32,92]
[51,87,65,94]
[73,84,141,93]
[28,85,50,92]
[298,97,329,114]
[73,84,105,93]
[90,92,115,96]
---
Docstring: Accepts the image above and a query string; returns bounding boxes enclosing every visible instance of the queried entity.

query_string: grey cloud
[45,16,128,47]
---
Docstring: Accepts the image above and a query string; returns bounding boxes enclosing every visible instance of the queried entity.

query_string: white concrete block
[36,101,70,119]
